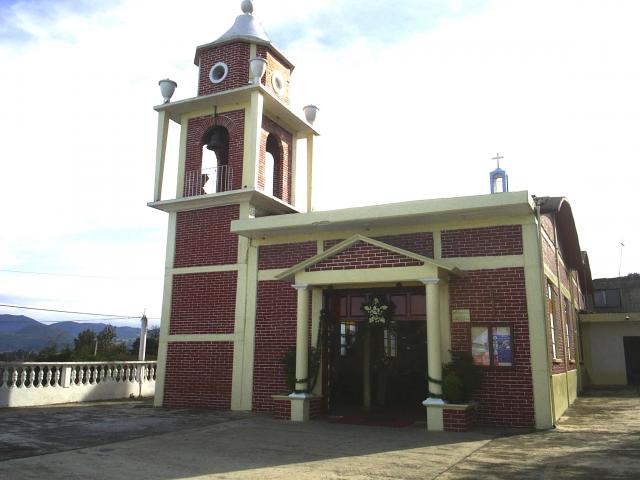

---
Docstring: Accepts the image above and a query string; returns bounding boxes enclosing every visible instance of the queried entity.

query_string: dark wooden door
[623,336,640,386]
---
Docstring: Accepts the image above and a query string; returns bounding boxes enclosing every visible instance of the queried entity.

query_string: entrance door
[325,289,427,413]
[623,336,640,386]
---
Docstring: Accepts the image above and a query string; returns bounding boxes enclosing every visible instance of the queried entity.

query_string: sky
[0,0,638,327]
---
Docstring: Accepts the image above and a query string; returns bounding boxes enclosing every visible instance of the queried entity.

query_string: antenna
[618,242,625,277]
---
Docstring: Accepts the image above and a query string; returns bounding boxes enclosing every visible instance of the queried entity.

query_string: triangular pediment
[275,234,460,281]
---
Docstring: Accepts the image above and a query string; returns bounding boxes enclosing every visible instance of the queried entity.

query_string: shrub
[442,352,482,402]
[442,371,465,403]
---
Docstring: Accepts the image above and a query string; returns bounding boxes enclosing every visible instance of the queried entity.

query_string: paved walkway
[0,389,638,479]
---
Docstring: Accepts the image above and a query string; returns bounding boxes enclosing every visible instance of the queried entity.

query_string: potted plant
[439,352,482,431]
[442,351,481,403]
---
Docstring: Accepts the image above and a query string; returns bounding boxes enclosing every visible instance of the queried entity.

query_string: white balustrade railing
[184,165,234,197]
[0,361,156,408]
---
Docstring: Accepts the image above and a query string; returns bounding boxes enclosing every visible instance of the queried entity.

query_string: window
[209,62,229,84]
[593,289,621,308]
[547,282,558,359]
[471,325,513,366]
[340,321,357,356]
[564,297,575,361]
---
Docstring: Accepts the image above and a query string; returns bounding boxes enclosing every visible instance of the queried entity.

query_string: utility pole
[137,313,149,399]
[138,314,148,361]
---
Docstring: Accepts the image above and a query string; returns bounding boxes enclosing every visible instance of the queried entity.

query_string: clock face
[209,62,229,84]
[271,70,285,97]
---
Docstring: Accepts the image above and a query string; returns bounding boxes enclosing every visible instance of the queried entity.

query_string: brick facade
[449,268,535,427]
[174,205,239,268]
[543,237,558,277]
[324,232,434,258]
[184,111,245,194]
[307,241,422,272]
[257,45,292,105]
[258,241,317,270]
[253,280,298,412]
[169,271,237,335]
[197,42,250,96]
[272,397,291,420]
[443,407,477,432]
[442,225,523,257]
[258,116,293,204]
[163,342,233,409]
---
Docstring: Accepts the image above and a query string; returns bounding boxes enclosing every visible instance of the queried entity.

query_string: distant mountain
[0,314,41,334]
[52,321,140,341]
[0,314,141,353]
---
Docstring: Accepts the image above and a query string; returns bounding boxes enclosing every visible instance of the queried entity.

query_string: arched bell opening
[265,133,283,199]
[200,126,231,194]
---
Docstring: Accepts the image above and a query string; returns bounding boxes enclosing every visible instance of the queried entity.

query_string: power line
[0,303,158,320]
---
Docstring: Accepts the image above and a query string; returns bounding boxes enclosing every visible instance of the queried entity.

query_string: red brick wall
[258,241,317,269]
[257,45,292,104]
[184,110,245,193]
[309,396,323,419]
[174,205,239,268]
[169,271,237,335]
[449,268,535,427]
[443,407,477,432]
[198,42,250,96]
[441,225,523,257]
[558,260,570,291]
[323,232,434,258]
[273,397,291,420]
[543,239,558,278]
[307,241,422,272]
[253,281,298,412]
[541,214,555,242]
[163,341,233,408]
[258,116,293,204]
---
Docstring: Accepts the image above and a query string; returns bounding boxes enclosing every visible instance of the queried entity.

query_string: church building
[149,1,591,431]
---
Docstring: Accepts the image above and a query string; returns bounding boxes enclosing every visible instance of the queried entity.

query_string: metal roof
[216,12,270,44]
[193,2,294,69]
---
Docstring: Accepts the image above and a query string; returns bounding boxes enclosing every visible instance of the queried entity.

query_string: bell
[205,127,229,153]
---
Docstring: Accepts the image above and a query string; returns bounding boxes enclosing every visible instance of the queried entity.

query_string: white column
[290,283,311,422]
[291,284,310,394]
[306,134,314,212]
[422,278,443,399]
[153,110,169,202]
[242,90,264,190]
[421,278,444,431]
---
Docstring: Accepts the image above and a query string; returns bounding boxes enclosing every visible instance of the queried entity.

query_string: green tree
[69,326,130,361]
[73,329,97,358]
[97,325,117,351]
[36,344,73,362]
[130,327,160,359]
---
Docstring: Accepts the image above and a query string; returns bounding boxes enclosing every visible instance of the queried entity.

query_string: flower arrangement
[362,297,390,325]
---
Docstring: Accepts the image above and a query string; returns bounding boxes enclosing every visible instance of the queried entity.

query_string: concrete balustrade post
[61,365,72,388]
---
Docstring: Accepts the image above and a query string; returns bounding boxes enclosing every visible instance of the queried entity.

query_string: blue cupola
[489,154,508,193]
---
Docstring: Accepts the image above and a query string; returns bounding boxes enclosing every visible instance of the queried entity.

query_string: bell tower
[149,1,318,411]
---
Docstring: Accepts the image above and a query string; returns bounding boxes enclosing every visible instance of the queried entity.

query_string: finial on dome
[241,0,254,15]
